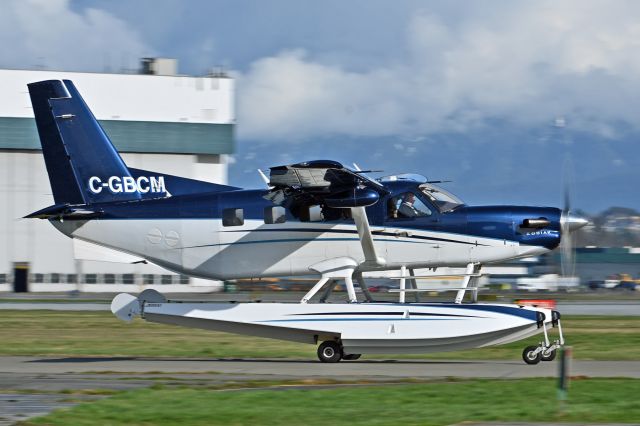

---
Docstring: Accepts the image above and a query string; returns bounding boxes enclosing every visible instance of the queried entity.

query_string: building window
[122,274,134,284]
[161,275,173,285]
[223,208,244,226]
[264,206,286,224]
[34,274,44,283]
[67,274,77,284]
[104,274,116,284]
[143,274,155,285]
[85,274,97,284]
[179,275,190,284]
[50,273,60,283]
[0,274,6,284]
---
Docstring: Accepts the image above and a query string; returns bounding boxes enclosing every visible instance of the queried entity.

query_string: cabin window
[264,206,286,224]
[419,183,464,212]
[223,208,244,226]
[388,192,432,218]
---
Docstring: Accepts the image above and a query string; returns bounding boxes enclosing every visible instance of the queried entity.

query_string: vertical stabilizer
[28,80,141,205]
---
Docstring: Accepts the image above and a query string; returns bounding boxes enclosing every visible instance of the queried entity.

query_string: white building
[0,59,234,292]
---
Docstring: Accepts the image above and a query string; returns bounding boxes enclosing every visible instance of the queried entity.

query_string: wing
[265,160,388,266]
[265,160,387,206]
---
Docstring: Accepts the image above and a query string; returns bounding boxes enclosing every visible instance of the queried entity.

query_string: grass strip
[22,378,640,426]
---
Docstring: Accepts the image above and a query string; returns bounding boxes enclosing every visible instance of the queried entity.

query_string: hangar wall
[0,63,234,292]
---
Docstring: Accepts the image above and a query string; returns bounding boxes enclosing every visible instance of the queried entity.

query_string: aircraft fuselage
[53,181,562,280]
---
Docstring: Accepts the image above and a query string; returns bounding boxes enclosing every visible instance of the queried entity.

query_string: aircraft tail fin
[28,80,142,205]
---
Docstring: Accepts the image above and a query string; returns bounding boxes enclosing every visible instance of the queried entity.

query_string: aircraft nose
[561,212,589,232]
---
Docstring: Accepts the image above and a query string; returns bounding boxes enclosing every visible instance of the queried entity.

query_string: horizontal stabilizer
[24,203,102,220]
[73,239,146,264]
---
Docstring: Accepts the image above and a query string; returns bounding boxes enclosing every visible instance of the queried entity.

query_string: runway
[1,357,638,424]
[2,356,639,379]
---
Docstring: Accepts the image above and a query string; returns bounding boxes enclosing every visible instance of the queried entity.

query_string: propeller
[559,164,588,277]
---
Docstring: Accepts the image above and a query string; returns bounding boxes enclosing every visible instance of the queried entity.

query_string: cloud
[0,0,152,72]
[237,0,640,141]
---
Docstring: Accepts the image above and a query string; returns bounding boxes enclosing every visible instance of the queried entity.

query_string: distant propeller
[560,181,575,277]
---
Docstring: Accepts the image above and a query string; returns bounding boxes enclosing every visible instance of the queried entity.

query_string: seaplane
[26,79,588,364]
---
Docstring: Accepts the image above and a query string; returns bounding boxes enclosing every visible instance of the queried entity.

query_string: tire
[317,341,343,363]
[541,348,557,362]
[522,345,541,365]
[343,354,361,361]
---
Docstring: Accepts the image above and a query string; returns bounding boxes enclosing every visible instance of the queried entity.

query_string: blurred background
[1,0,639,295]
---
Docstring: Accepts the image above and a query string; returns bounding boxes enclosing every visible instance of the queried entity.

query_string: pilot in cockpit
[397,192,429,218]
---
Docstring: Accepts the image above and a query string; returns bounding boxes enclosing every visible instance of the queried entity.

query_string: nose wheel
[522,341,560,364]
[541,347,557,362]
[522,311,564,365]
[522,345,541,364]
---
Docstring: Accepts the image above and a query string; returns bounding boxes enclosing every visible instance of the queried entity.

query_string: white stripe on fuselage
[55,219,550,280]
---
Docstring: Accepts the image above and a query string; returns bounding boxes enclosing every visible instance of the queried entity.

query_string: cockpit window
[419,184,464,213]
[389,192,432,218]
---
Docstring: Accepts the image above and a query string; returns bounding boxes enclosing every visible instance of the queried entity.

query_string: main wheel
[541,348,557,362]
[522,345,541,365]
[317,341,343,363]
[343,354,361,361]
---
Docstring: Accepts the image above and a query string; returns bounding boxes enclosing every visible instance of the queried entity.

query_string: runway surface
[2,356,639,379]
[1,356,637,425]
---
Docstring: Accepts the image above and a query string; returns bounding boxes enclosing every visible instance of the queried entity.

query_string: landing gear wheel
[317,341,343,363]
[541,348,557,362]
[522,345,541,365]
[343,354,361,361]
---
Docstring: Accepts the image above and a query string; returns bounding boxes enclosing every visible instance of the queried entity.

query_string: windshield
[419,184,464,213]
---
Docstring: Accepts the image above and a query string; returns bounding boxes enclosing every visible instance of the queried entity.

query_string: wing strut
[350,207,386,267]
[455,263,482,304]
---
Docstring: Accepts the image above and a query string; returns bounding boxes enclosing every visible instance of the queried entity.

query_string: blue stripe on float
[383,303,539,321]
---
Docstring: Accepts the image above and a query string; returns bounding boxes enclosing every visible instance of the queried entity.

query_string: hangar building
[0,59,234,292]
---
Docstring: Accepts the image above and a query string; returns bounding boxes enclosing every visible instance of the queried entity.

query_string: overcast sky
[2,0,639,210]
